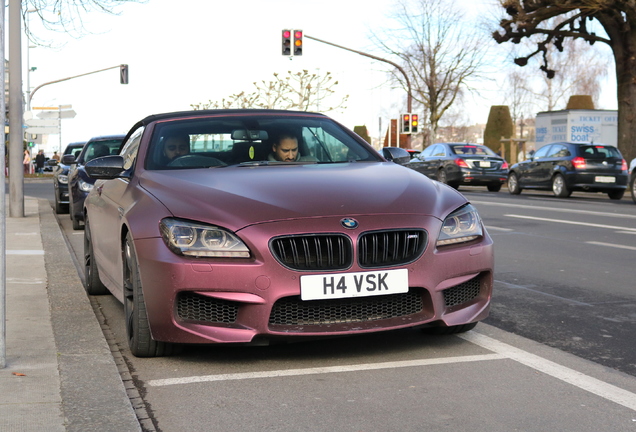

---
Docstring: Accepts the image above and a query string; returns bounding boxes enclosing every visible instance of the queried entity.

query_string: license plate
[595,176,615,183]
[300,269,409,301]
[479,161,491,168]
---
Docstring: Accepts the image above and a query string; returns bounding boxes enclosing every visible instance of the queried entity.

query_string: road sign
[25,118,59,127]
[25,126,60,134]
[36,109,77,119]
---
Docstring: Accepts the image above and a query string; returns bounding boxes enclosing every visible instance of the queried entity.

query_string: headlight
[437,204,483,247]
[160,218,250,258]
[79,179,94,192]
[58,174,68,184]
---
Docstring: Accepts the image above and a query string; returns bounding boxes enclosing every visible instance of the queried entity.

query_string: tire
[552,173,571,197]
[54,195,67,214]
[630,173,636,204]
[436,168,448,185]
[72,212,82,230]
[124,233,176,357]
[83,217,109,295]
[607,190,624,200]
[507,172,522,194]
[70,199,83,230]
[487,183,502,192]
[422,322,478,335]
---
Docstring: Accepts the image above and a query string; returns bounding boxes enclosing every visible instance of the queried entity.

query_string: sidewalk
[1,197,140,431]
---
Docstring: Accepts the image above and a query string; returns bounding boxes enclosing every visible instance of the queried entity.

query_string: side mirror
[61,154,76,165]
[85,155,127,179]
[382,147,411,165]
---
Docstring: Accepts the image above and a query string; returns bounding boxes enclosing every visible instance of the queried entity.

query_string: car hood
[139,162,467,231]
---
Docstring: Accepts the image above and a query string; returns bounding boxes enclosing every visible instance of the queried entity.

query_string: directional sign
[25,126,60,134]
[25,118,59,127]
[36,109,77,119]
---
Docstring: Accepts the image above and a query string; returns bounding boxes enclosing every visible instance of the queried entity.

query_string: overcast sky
[14,0,617,152]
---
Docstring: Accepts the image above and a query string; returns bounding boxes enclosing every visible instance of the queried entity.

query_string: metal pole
[28,64,123,107]
[1,0,7,369]
[305,35,412,147]
[8,0,23,218]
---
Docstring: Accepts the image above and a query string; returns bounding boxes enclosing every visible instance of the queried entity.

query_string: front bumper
[133,214,494,345]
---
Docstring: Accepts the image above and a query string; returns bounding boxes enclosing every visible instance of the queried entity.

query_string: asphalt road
[462,187,636,377]
[18,178,636,431]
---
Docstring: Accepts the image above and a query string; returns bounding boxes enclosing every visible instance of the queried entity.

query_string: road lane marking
[459,332,636,412]
[586,241,636,251]
[147,353,506,387]
[485,226,513,232]
[505,214,636,232]
[495,280,592,306]
[472,200,636,220]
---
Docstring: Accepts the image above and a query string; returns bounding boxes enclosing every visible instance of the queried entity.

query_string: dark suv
[64,135,125,229]
[507,142,628,199]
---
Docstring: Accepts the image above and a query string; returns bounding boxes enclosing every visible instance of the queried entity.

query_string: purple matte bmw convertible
[83,109,493,357]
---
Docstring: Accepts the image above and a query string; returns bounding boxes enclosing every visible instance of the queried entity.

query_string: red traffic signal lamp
[282,30,292,55]
[400,113,419,134]
[293,30,303,56]
[410,114,418,133]
[401,113,411,134]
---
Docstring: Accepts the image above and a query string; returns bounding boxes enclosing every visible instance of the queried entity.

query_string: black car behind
[52,141,86,214]
[507,142,628,199]
[65,135,125,229]
[406,143,509,191]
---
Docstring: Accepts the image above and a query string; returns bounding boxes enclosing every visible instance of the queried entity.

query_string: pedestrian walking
[23,150,32,174]
[35,150,46,174]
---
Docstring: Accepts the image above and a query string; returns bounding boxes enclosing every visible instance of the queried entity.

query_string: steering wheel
[167,154,226,168]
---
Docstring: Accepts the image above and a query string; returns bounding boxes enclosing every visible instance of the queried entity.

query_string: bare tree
[192,70,349,113]
[23,0,144,42]
[493,0,636,162]
[373,0,490,144]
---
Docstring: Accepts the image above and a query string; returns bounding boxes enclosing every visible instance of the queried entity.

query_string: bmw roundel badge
[341,218,359,229]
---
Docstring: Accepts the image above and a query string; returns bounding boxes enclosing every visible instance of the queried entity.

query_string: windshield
[81,139,123,163]
[450,144,498,157]
[146,115,381,170]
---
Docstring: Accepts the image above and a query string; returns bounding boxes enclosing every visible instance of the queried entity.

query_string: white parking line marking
[586,241,636,251]
[147,353,506,387]
[505,214,636,232]
[459,332,636,411]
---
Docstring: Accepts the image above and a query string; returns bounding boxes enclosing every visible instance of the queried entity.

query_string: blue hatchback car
[64,134,125,229]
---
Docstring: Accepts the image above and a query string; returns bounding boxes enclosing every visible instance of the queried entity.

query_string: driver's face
[272,138,299,162]
[164,137,190,160]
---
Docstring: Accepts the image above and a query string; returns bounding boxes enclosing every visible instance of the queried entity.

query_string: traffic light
[282,30,292,55]
[401,113,411,134]
[120,64,129,84]
[410,114,419,134]
[293,30,303,56]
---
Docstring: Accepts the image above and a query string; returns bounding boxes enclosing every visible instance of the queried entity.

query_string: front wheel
[123,233,176,357]
[84,217,109,295]
[552,173,571,197]
[507,172,522,195]
[436,168,448,185]
[630,173,636,204]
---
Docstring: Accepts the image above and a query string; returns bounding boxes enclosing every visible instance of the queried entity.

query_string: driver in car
[163,133,191,163]
[269,133,300,162]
